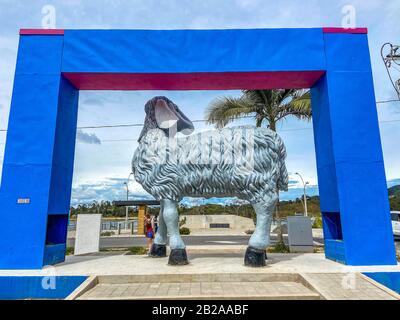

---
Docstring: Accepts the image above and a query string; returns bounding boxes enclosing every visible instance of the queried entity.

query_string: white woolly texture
[132,123,288,204]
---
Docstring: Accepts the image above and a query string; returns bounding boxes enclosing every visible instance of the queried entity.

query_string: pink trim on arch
[20,29,65,35]
[62,71,325,91]
[323,27,368,34]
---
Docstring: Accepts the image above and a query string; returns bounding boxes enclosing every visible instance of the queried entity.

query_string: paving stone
[77,272,399,300]
[79,280,319,300]
[303,273,397,300]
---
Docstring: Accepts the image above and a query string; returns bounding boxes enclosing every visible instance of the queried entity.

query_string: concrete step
[77,281,320,300]
[71,273,321,300]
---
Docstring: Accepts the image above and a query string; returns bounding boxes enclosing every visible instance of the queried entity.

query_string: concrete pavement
[1,251,398,300]
[67,234,325,248]
[2,252,399,277]
[75,272,398,300]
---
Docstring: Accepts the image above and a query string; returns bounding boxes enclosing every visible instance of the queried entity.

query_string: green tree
[205,89,312,246]
[206,89,311,129]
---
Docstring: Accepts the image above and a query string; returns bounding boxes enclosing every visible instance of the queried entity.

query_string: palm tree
[206,89,311,130]
[205,89,312,246]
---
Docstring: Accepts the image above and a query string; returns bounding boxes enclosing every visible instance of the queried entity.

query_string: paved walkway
[302,273,397,300]
[1,251,398,300]
[78,281,320,300]
[1,253,399,276]
[74,272,398,300]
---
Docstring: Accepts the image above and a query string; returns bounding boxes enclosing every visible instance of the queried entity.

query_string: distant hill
[389,185,400,211]
[70,185,400,217]
[388,185,400,197]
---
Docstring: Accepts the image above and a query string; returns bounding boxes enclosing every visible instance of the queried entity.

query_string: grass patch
[267,241,290,253]
[314,246,324,253]
[101,231,115,237]
[125,246,148,255]
[312,217,323,228]
[100,247,133,254]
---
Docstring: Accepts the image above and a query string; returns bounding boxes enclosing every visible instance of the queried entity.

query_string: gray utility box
[74,214,102,255]
[287,216,313,253]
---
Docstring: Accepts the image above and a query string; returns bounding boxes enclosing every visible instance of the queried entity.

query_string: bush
[179,227,191,235]
[126,246,148,255]
[312,217,323,229]
[66,247,74,256]
[179,217,187,228]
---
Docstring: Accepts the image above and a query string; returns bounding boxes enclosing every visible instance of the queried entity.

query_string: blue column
[311,33,397,265]
[0,34,78,269]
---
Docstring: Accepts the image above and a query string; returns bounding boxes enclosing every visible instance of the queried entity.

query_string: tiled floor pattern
[302,273,397,300]
[78,281,320,300]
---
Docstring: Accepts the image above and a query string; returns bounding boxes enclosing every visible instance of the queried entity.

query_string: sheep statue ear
[155,99,179,129]
[154,98,194,135]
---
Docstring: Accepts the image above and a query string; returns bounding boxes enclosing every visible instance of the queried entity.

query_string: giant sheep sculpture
[132,96,288,267]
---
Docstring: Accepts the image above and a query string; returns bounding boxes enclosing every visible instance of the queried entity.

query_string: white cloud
[76,130,102,145]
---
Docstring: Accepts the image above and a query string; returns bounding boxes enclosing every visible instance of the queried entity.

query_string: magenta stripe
[323,27,367,34]
[63,71,325,91]
[20,29,65,35]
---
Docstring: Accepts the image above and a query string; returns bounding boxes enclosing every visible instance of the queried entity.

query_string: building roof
[113,200,160,207]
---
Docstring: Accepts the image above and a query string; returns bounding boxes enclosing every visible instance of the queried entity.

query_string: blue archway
[0,27,396,269]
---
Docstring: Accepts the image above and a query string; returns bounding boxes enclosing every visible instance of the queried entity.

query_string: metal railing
[68,219,138,232]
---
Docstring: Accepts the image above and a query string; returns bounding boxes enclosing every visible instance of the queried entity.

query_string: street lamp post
[124,172,134,230]
[295,172,309,217]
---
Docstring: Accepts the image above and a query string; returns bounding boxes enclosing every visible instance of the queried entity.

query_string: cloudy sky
[0,0,399,206]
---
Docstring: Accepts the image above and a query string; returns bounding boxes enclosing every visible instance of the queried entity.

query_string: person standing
[144,213,154,253]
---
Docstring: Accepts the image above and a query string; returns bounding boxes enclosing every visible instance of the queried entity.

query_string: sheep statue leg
[150,202,167,257]
[162,199,189,265]
[245,192,278,267]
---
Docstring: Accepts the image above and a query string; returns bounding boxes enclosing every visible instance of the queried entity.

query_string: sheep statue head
[137,96,194,142]
[132,96,288,267]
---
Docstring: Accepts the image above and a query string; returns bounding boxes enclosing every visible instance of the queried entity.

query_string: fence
[68,219,138,232]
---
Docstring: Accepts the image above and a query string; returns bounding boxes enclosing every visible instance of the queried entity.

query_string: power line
[1,117,400,145]
[65,99,400,131]
[0,98,399,134]
[376,99,400,104]
[97,118,400,143]
[78,124,143,129]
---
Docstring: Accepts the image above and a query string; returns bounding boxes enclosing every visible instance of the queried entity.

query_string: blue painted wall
[62,28,326,73]
[48,77,79,215]
[364,272,400,294]
[0,34,78,269]
[311,33,397,265]
[0,276,87,299]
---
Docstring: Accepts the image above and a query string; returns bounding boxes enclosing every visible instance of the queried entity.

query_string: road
[67,234,325,248]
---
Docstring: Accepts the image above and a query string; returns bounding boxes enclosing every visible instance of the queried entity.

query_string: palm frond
[205,89,312,129]
[276,90,312,121]
[205,96,258,128]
